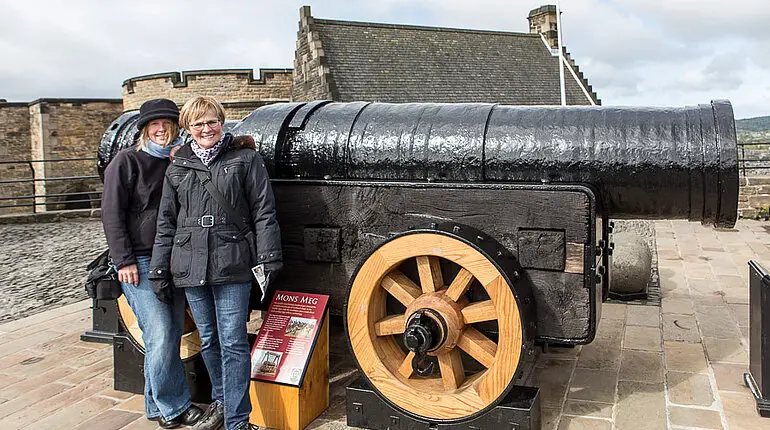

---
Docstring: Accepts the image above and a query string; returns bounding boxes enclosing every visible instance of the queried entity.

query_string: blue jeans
[185,283,252,430]
[121,255,191,420]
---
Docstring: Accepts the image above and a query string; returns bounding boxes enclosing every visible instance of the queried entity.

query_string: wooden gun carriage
[99,100,738,423]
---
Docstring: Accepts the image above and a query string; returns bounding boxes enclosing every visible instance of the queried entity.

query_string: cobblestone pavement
[0,219,769,429]
[0,219,105,323]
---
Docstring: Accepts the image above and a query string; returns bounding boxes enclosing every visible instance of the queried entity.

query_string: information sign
[250,290,329,386]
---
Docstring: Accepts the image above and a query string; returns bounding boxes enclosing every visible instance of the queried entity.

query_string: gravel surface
[0,219,106,323]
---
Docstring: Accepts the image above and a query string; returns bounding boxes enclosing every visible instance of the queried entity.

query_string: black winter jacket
[101,146,169,269]
[150,134,282,287]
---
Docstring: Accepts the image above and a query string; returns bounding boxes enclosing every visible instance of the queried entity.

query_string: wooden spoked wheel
[346,230,525,421]
[117,296,202,360]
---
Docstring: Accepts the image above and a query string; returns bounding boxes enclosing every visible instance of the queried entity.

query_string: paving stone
[0,381,71,420]
[59,357,113,385]
[531,359,575,408]
[666,371,714,406]
[74,408,142,430]
[623,326,662,352]
[557,415,612,430]
[0,373,23,390]
[114,417,160,430]
[711,362,752,394]
[30,395,118,429]
[696,306,742,339]
[625,305,659,327]
[0,366,77,401]
[114,395,146,413]
[664,341,708,373]
[703,336,748,364]
[615,381,667,430]
[594,317,625,342]
[0,375,116,428]
[721,391,770,430]
[728,303,749,327]
[600,303,626,321]
[661,297,695,315]
[541,408,560,430]
[662,314,701,342]
[542,344,582,359]
[567,368,617,403]
[576,339,621,370]
[619,350,663,383]
[561,400,613,419]
[668,406,724,429]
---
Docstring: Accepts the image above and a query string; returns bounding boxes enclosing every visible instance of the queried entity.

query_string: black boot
[191,401,225,430]
[158,405,204,429]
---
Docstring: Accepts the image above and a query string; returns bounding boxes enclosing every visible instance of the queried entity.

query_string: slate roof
[309,17,599,105]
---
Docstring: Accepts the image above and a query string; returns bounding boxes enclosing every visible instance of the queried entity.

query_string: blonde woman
[151,96,282,430]
[101,99,203,428]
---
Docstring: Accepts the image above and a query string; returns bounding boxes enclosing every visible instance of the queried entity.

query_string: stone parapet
[122,68,293,118]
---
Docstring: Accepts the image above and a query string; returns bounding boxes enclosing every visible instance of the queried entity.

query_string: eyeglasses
[189,120,221,131]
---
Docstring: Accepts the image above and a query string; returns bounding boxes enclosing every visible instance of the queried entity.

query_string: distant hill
[737,116,770,132]
[736,116,770,143]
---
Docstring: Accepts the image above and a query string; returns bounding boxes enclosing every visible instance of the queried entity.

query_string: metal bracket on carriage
[404,308,446,376]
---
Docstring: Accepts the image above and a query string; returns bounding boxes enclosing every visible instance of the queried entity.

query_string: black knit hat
[135,98,179,130]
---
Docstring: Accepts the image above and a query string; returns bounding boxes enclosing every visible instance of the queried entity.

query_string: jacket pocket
[214,232,251,277]
[170,232,192,278]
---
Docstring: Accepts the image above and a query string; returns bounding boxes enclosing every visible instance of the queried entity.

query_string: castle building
[0,4,598,215]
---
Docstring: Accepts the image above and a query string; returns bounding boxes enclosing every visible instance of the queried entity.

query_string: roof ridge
[314,18,538,38]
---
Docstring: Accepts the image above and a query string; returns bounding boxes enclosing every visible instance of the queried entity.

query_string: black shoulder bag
[84,249,123,300]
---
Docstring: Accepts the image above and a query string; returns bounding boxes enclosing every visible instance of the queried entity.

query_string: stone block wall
[0,99,123,215]
[739,176,770,219]
[122,69,293,120]
[292,6,334,102]
[0,103,33,214]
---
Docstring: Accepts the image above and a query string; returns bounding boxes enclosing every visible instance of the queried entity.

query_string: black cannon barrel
[233,100,738,228]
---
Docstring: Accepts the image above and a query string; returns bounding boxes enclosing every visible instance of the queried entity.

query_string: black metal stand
[346,377,540,430]
[80,298,120,344]
[746,260,770,418]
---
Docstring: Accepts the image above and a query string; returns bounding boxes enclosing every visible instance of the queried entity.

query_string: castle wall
[0,103,33,214]
[122,69,293,120]
[30,100,124,211]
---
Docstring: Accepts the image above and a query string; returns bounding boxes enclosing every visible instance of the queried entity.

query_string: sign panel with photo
[249,290,329,386]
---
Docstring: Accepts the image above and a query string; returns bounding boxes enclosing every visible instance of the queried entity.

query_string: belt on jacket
[182,215,234,228]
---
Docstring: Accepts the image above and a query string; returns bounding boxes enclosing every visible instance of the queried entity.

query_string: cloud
[0,0,767,117]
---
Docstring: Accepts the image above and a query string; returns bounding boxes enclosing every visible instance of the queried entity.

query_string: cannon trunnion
[98,100,739,423]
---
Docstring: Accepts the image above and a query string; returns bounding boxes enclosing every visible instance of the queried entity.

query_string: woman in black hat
[101,98,203,429]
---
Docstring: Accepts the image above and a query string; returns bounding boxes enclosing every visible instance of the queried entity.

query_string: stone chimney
[528,5,559,50]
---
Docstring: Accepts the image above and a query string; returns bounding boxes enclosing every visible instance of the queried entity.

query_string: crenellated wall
[122,69,293,120]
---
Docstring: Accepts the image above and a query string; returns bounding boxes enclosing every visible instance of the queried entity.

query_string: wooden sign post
[249,291,330,430]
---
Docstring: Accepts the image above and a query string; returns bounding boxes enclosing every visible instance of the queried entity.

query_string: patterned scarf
[191,136,226,166]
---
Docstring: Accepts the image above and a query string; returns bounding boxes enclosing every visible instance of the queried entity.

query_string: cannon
[97,100,738,424]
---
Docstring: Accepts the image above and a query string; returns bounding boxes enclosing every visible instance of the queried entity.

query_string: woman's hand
[118,264,139,286]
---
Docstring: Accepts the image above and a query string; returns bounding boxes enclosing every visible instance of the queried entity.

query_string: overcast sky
[0,0,768,119]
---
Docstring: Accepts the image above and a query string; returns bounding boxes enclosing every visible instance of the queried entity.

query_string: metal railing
[738,142,770,176]
[0,158,101,212]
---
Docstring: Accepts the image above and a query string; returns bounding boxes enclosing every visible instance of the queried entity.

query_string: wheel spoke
[381,270,422,306]
[445,268,475,302]
[374,314,406,336]
[456,327,497,368]
[398,351,416,379]
[437,349,465,390]
[416,256,443,293]
[461,300,497,324]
